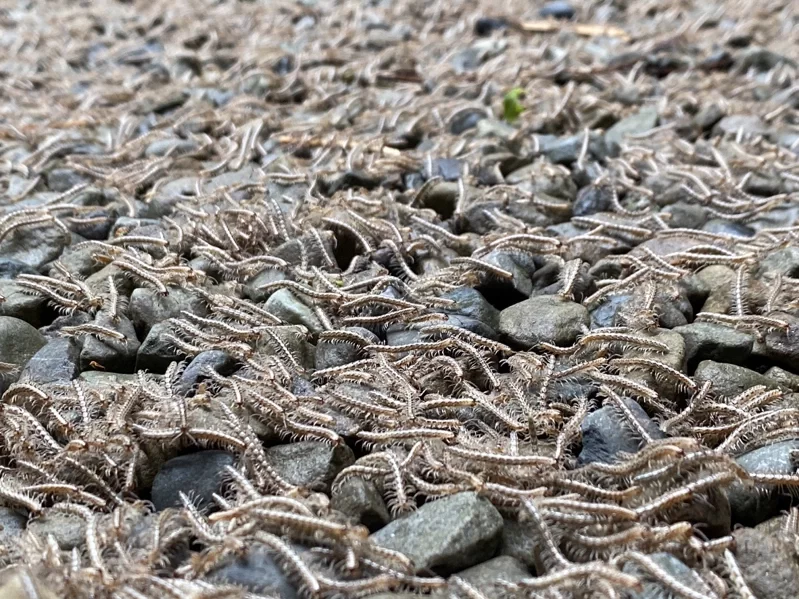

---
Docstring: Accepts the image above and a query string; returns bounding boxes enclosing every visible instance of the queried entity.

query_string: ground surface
[0,0,798,597]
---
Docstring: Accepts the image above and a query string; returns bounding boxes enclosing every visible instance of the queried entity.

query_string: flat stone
[499,295,589,348]
[265,288,324,333]
[605,107,658,154]
[19,337,80,384]
[150,450,236,511]
[578,397,666,465]
[128,287,208,338]
[331,477,391,531]
[728,440,799,526]
[673,322,754,367]
[694,360,781,399]
[207,544,300,598]
[370,491,503,574]
[267,441,355,492]
[732,528,799,599]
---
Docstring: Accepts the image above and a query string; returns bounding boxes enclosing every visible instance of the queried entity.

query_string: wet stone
[206,544,300,598]
[694,360,781,399]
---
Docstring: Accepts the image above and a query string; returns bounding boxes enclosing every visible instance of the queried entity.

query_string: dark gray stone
[441,287,500,331]
[450,109,487,134]
[267,441,355,492]
[128,287,208,338]
[499,295,589,348]
[702,219,754,238]
[370,492,503,574]
[732,528,799,599]
[243,268,291,303]
[45,168,90,192]
[331,477,391,531]
[0,226,69,269]
[151,450,236,511]
[177,351,238,396]
[623,552,715,599]
[694,360,781,399]
[137,321,182,373]
[265,289,324,333]
[0,317,46,380]
[605,108,658,154]
[0,281,46,326]
[539,0,574,19]
[578,398,666,465]
[572,184,613,216]
[0,508,27,557]
[728,440,799,526]
[674,323,754,367]
[758,247,799,277]
[19,338,80,384]
[207,544,299,598]
[445,556,530,597]
[315,327,378,371]
[79,313,140,374]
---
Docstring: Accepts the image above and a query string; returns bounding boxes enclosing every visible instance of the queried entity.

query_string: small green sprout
[503,87,526,123]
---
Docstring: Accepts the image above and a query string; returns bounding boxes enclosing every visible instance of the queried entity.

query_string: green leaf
[503,87,526,123]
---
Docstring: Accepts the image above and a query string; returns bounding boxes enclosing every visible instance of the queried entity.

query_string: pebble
[0,317,47,384]
[449,109,487,134]
[26,511,86,551]
[331,477,391,531]
[136,321,182,373]
[443,556,529,596]
[0,225,69,269]
[572,184,613,216]
[713,114,770,138]
[499,295,589,348]
[623,552,716,599]
[128,287,208,338]
[733,528,799,598]
[0,281,46,326]
[315,326,378,371]
[79,313,141,373]
[440,287,501,332]
[758,247,799,277]
[577,397,666,465]
[727,440,799,525]
[150,450,236,511]
[370,491,503,573]
[473,17,508,37]
[19,337,80,385]
[673,322,754,367]
[539,1,575,20]
[694,360,781,399]
[265,288,325,334]
[267,441,355,492]
[604,107,658,154]
[0,508,27,558]
[176,350,239,396]
[206,544,300,598]
[765,366,799,391]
